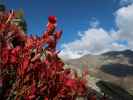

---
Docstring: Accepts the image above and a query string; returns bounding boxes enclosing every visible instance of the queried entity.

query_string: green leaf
[9,80,14,85]
[0,87,3,96]
[38,96,44,100]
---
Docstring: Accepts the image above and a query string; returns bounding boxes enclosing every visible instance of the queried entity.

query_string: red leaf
[1,47,9,64]
[44,97,49,100]
[20,56,29,75]
[46,23,56,33]
[48,16,57,24]
[55,30,62,40]
[65,79,76,88]
[10,46,20,64]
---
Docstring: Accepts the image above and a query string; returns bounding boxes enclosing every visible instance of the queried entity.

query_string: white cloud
[59,28,126,60]
[59,3,133,60]
[115,4,133,48]
[120,0,133,6]
[111,42,127,51]
[89,18,100,28]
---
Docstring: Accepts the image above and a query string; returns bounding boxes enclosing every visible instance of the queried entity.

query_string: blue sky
[2,0,133,59]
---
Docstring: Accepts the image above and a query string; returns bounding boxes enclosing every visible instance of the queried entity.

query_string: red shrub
[0,9,88,100]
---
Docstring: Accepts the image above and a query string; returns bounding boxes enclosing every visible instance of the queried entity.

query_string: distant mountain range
[65,49,133,100]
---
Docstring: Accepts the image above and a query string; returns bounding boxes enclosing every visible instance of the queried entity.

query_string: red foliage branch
[0,9,89,100]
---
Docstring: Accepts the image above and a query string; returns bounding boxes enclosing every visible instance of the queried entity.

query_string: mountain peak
[102,49,133,57]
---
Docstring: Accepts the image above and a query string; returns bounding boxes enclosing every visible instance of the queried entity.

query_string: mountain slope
[65,49,133,97]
